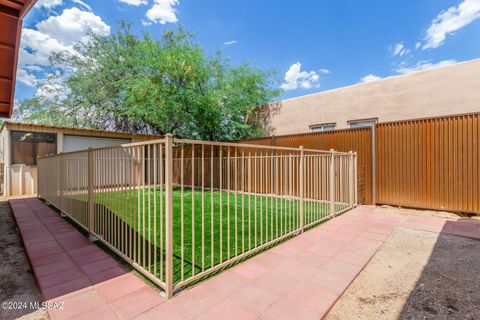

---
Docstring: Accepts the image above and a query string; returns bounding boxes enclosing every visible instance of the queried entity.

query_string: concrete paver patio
[9,198,479,320]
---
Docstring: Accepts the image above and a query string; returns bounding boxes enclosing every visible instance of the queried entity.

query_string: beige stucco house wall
[270,58,480,135]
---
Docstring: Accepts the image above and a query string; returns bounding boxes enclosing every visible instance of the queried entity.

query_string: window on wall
[11,131,57,165]
[310,123,336,132]
[348,118,377,129]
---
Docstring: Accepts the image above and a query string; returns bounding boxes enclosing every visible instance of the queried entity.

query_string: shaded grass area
[72,187,338,284]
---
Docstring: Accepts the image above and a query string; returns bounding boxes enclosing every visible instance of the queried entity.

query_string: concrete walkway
[10,198,479,320]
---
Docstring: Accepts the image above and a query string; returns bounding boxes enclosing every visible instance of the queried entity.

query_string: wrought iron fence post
[87,147,95,241]
[329,149,336,217]
[299,146,304,232]
[349,151,355,208]
[165,134,174,298]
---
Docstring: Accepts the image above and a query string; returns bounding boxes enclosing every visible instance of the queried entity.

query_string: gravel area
[0,201,48,320]
[325,227,480,320]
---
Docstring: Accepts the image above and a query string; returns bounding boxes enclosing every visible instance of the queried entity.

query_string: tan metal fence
[376,113,480,214]
[240,127,372,204]
[38,135,357,297]
[240,112,480,215]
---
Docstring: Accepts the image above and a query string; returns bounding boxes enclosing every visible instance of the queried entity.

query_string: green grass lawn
[72,187,337,285]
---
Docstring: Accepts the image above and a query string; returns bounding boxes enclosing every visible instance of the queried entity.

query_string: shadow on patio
[398,220,480,319]
[325,211,480,320]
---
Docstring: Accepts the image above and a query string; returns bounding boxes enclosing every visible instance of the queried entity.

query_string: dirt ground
[325,227,480,320]
[373,205,480,222]
[0,201,48,320]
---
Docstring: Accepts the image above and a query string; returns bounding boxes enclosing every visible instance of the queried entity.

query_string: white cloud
[24,65,43,72]
[141,20,153,26]
[423,0,480,49]
[360,74,382,83]
[119,0,148,5]
[395,59,458,74]
[35,7,110,46]
[146,0,179,24]
[281,62,320,90]
[17,69,37,86]
[72,0,92,11]
[37,0,63,9]
[391,43,409,56]
[224,40,237,46]
[19,7,110,84]
[20,28,74,67]
[319,69,331,74]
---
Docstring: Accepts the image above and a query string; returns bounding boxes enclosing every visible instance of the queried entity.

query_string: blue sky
[16,0,480,100]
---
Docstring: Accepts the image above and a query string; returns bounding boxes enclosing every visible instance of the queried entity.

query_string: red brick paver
[9,198,165,320]
[10,199,479,319]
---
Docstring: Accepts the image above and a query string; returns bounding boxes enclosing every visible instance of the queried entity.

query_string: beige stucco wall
[270,58,480,135]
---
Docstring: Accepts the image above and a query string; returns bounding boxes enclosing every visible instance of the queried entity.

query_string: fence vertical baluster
[191,144,195,277]
[265,153,268,242]
[254,152,257,247]
[153,144,157,276]
[234,147,238,257]
[259,152,263,244]
[142,145,146,268]
[289,154,292,232]
[114,148,118,251]
[128,148,133,262]
[248,150,251,251]
[137,147,141,264]
[270,152,273,241]
[219,146,223,263]
[165,134,174,299]
[330,149,336,217]
[159,144,164,280]
[281,156,284,235]
[227,146,230,260]
[147,145,151,271]
[210,145,214,268]
[315,155,318,221]
[275,154,278,238]
[87,147,95,241]
[133,147,137,265]
[270,152,274,241]
[242,149,245,253]
[354,152,358,206]
[202,144,205,272]
[299,147,304,233]
[180,145,184,281]
[59,156,63,213]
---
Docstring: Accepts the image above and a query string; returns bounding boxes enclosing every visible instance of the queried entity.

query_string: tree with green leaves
[16,23,281,141]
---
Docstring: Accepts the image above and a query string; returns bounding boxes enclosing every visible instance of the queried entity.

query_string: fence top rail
[38,149,89,159]
[38,135,353,161]
[37,138,168,160]
[172,138,343,154]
